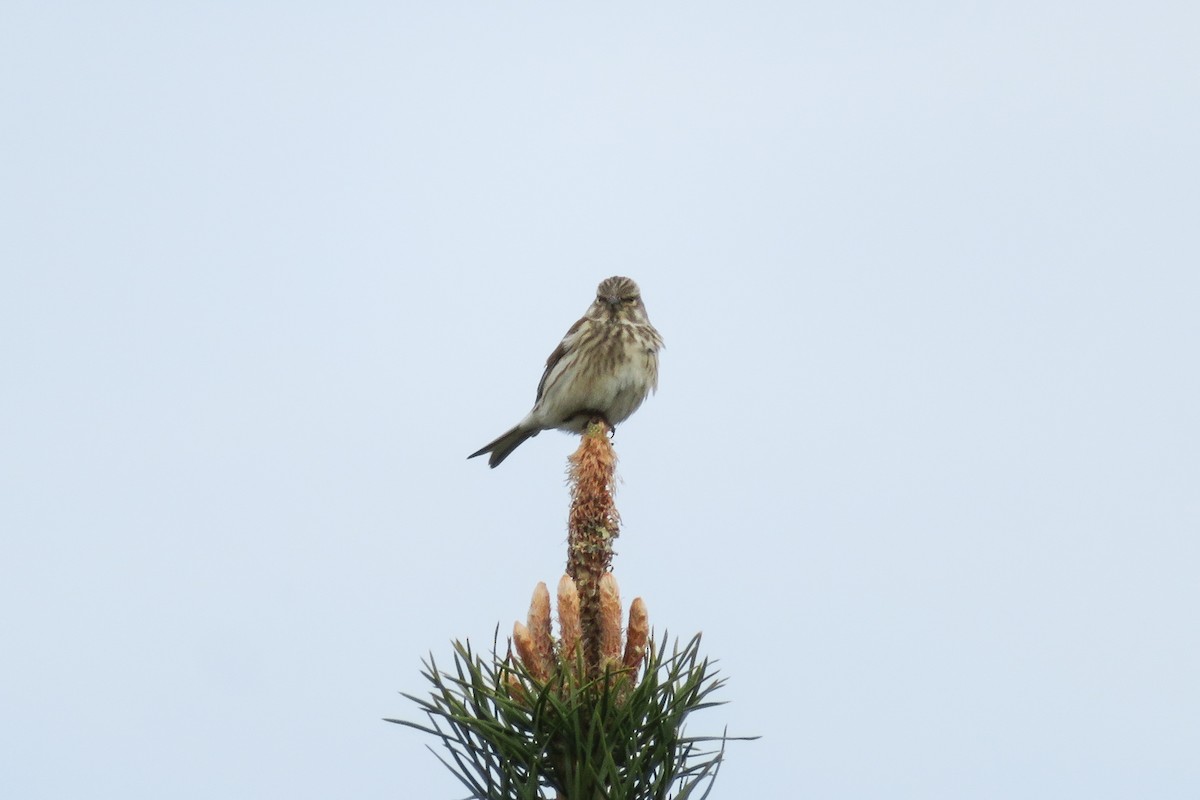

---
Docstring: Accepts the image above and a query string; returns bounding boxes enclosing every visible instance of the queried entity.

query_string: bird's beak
[604,295,620,307]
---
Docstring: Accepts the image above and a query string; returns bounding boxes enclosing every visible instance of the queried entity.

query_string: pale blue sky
[2,3,1198,798]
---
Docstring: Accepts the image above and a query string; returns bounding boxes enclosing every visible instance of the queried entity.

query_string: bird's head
[593,276,646,319]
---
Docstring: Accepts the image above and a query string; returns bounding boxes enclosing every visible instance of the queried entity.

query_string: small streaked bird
[469,276,664,468]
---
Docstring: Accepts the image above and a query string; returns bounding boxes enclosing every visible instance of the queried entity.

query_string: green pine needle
[387,632,755,800]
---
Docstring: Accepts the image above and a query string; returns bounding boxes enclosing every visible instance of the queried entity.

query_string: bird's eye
[623,297,637,304]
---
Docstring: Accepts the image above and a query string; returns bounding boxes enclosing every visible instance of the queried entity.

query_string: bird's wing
[535,316,586,403]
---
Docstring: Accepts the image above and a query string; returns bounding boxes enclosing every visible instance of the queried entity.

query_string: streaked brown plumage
[469,276,663,468]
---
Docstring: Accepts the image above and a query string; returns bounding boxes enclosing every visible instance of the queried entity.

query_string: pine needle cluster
[390,422,750,798]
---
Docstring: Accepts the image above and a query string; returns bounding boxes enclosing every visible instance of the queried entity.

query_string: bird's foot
[578,410,613,436]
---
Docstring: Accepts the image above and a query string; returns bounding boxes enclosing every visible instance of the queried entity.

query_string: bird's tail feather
[468,426,537,468]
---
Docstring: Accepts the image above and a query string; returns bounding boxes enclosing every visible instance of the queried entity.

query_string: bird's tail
[468,425,538,468]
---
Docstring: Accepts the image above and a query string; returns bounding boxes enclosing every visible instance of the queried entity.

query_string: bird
[469,276,663,468]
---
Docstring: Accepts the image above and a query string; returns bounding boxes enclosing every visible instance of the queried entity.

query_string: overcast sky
[2,3,1198,798]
